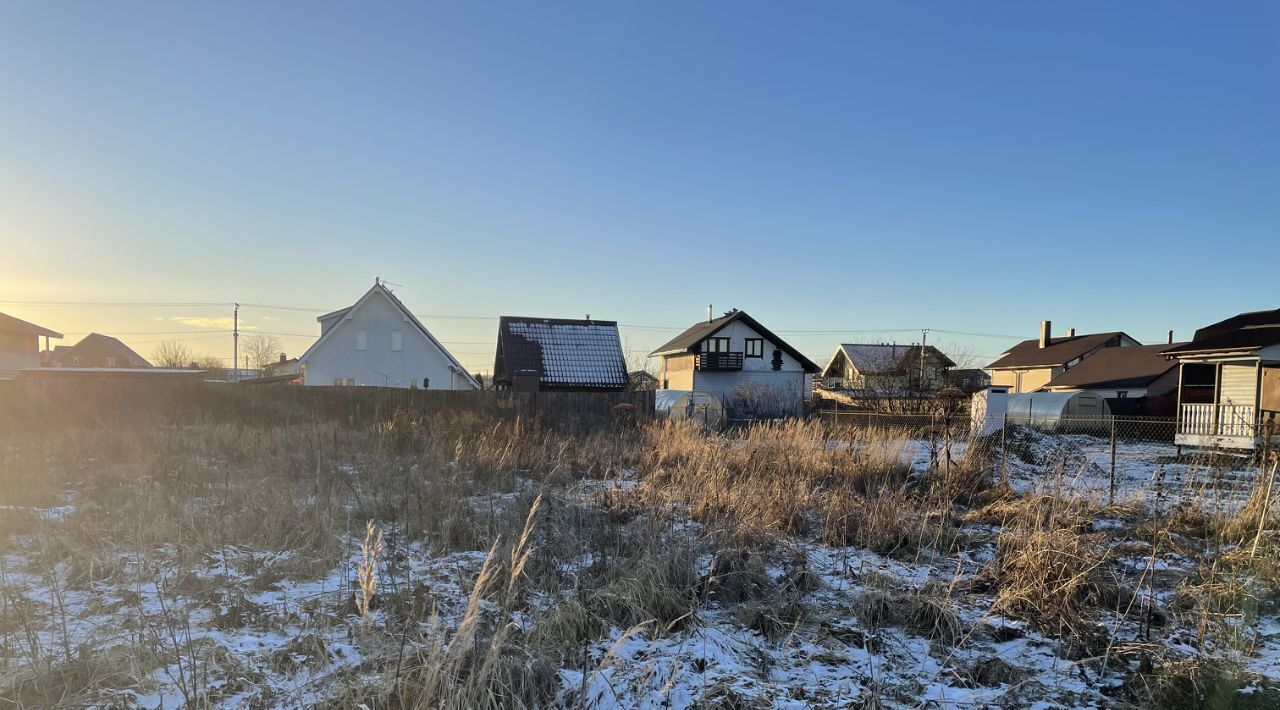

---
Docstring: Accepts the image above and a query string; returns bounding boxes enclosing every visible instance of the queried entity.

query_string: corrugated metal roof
[495,317,628,390]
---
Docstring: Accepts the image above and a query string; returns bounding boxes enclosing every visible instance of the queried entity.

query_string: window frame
[391,330,403,352]
[705,337,731,353]
[744,338,764,358]
[356,330,368,351]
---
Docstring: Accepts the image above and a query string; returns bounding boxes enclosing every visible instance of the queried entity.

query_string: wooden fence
[0,379,656,431]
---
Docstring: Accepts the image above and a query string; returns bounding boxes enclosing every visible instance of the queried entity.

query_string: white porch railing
[1179,403,1257,438]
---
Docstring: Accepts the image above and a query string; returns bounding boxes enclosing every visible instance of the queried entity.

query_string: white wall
[302,292,477,390]
[701,321,808,372]
[688,320,811,415]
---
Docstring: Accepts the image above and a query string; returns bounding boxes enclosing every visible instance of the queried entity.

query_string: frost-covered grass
[1,415,1279,708]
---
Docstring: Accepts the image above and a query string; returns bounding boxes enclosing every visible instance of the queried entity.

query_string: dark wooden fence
[0,378,655,431]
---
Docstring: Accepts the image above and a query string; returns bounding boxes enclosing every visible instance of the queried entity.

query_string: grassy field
[1,412,1279,708]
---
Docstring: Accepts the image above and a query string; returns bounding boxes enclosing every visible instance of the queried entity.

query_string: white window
[105,356,116,367]
[72,356,82,366]
[356,330,368,351]
[391,330,403,352]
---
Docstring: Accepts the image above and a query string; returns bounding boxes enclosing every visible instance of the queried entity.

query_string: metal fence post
[999,412,1008,488]
[1109,418,1118,506]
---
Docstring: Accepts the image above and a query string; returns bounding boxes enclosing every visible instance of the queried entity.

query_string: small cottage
[821,343,954,394]
[492,316,628,392]
[53,333,153,369]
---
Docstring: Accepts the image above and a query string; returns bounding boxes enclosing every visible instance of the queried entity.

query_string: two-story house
[985,321,1139,393]
[651,309,820,418]
[298,280,480,390]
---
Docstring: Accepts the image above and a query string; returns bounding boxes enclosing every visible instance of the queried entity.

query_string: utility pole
[233,303,240,383]
[920,328,929,389]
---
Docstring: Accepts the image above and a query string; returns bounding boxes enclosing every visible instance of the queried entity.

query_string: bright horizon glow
[2,2,1277,374]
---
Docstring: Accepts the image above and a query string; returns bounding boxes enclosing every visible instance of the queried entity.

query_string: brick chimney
[1039,320,1052,349]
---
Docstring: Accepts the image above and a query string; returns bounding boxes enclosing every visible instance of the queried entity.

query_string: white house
[298,281,479,390]
[651,308,820,418]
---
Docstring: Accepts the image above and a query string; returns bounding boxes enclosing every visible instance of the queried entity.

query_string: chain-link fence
[817,410,1277,515]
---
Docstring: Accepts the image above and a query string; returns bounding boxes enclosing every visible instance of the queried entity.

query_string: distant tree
[474,373,485,390]
[152,339,194,369]
[242,334,283,372]
[192,354,224,370]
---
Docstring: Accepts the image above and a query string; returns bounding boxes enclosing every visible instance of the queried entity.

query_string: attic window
[391,330,403,352]
[357,330,368,351]
[745,338,763,358]
[105,356,116,367]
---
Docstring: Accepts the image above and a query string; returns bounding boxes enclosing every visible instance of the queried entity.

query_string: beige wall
[989,367,1058,393]
[661,355,695,390]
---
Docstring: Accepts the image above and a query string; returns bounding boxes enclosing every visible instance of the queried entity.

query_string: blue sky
[1,1,1276,373]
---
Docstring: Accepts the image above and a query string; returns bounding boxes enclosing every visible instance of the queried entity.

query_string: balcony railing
[696,352,744,372]
[1179,403,1257,438]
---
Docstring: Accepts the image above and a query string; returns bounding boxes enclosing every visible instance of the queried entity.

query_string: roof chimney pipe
[1039,320,1052,349]
[707,304,713,323]
[1168,330,1174,345]
[1066,328,1076,338]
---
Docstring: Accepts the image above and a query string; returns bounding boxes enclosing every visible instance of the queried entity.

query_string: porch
[1176,403,1262,449]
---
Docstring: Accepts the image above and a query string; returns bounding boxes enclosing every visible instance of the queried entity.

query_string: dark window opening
[705,337,731,353]
[744,338,763,358]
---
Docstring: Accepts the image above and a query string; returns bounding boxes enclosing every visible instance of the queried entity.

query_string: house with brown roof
[52,333,153,369]
[0,312,62,374]
[984,321,1140,393]
[1042,341,1183,416]
[1164,308,1280,450]
[493,316,628,392]
[820,343,955,394]
[651,309,820,418]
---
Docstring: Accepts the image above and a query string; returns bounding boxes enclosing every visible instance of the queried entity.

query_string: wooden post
[1109,417,1118,506]
[999,412,1008,489]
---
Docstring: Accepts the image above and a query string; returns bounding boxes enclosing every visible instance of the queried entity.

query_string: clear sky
[1,1,1277,374]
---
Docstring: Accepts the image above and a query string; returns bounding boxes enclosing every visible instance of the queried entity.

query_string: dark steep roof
[650,309,821,374]
[985,332,1129,370]
[1164,308,1280,356]
[61,333,153,367]
[0,312,62,339]
[494,317,628,390]
[1044,343,1182,390]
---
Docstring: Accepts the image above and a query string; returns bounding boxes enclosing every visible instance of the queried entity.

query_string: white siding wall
[690,321,810,416]
[302,293,476,390]
[1220,363,1258,407]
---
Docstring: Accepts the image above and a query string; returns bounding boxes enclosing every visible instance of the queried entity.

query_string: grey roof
[495,317,628,390]
[0,312,62,338]
[831,344,956,376]
[650,309,821,374]
[986,332,1130,370]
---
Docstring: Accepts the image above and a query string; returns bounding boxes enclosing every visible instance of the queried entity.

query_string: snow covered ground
[2,428,1278,708]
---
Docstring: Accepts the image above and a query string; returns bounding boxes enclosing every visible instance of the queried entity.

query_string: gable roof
[494,317,628,390]
[1044,343,1182,390]
[0,312,62,339]
[62,333,153,367]
[298,282,479,388]
[1164,308,1280,356]
[985,332,1130,370]
[828,343,956,377]
[651,309,821,374]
